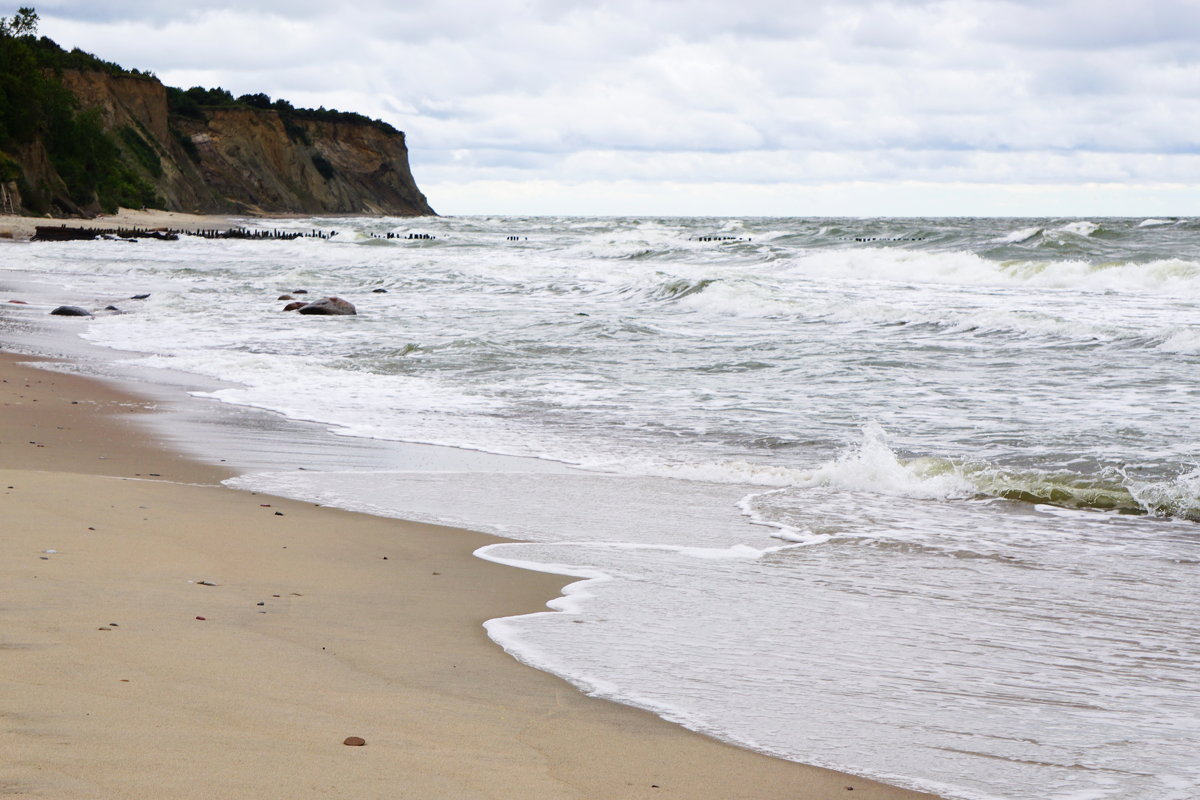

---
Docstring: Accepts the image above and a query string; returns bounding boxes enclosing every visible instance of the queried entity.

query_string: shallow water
[4,215,1198,800]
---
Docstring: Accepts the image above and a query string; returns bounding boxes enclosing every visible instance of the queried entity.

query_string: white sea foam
[1156,327,1200,354]
[1054,220,1100,236]
[996,226,1043,243]
[785,422,973,499]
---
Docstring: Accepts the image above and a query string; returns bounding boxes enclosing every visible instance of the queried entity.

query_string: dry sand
[0,349,942,800]
[0,209,238,241]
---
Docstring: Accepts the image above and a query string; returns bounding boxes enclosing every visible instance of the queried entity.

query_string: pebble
[195,616,206,621]
[343,736,366,746]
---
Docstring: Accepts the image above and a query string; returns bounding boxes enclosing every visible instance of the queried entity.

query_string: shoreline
[0,209,244,241]
[0,208,438,242]
[0,348,942,799]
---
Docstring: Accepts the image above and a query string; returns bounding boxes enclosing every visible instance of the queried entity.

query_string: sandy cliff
[11,69,434,217]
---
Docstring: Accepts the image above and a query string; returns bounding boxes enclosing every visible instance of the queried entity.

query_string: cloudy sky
[32,0,1200,216]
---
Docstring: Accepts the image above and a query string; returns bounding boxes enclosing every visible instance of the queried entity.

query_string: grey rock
[50,305,92,317]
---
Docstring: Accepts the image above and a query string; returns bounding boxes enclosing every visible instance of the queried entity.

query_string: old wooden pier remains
[31,225,337,243]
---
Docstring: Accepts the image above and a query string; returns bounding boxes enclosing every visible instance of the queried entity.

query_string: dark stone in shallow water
[50,305,92,317]
[281,301,307,312]
[297,297,357,316]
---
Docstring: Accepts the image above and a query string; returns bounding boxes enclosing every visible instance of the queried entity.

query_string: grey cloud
[32,0,1200,198]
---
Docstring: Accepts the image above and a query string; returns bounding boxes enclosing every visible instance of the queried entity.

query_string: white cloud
[32,0,1200,214]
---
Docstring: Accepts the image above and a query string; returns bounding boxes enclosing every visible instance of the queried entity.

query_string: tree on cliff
[0,6,161,213]
[0,7,38,38]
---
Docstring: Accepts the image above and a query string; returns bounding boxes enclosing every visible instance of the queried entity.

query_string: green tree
[0,7,39,37]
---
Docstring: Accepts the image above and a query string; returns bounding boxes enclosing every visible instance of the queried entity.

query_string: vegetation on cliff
[0,8,160,212]
[0,7,432,217]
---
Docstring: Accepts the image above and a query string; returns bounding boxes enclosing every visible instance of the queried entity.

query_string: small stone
[274,511,284,516]
[131,294,150,300]
[371,288,388,293]
[198,581,218,586]
[281,301,306,312]
[277,294,294,301]
[343,736,366,746]
[257,602,265,606]
[195,616,206,621]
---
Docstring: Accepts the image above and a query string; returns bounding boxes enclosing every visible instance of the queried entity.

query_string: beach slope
[0,351,939,799]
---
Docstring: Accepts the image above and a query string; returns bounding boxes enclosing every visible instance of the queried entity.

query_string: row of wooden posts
[30,225,340,242]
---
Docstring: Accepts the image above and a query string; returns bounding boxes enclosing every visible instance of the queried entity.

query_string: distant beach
[0,209,240,241]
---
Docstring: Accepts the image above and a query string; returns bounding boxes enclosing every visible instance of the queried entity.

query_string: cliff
[1,55,434,217]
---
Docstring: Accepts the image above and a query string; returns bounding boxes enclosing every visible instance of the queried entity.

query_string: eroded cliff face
[26,70,434,217]
[173,109,432,215]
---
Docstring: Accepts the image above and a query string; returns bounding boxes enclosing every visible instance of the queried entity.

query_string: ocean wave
[1053,220,1101,237]
[780,248,1200,294]
[995,226,1044,244]
[740,423,1200,521]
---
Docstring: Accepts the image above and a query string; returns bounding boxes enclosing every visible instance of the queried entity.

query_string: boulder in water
[297,297,357,316]
[281,301,307,312]
[50,305,93,317]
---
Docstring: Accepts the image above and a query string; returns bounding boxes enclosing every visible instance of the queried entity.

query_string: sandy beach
[0,209,238,241]
[1,235,940,799]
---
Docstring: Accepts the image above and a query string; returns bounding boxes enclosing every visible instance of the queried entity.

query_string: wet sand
[0,348,941,799]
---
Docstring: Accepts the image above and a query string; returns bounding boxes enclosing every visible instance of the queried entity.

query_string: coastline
[0,209,240,241]
[0,346,941,799]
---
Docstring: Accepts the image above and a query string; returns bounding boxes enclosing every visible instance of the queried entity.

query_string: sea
[2,215,1198,800]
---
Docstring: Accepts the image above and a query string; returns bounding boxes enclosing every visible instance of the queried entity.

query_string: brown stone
[343,736,366,746]
[297,296,357,316]
[282,301,306,312]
